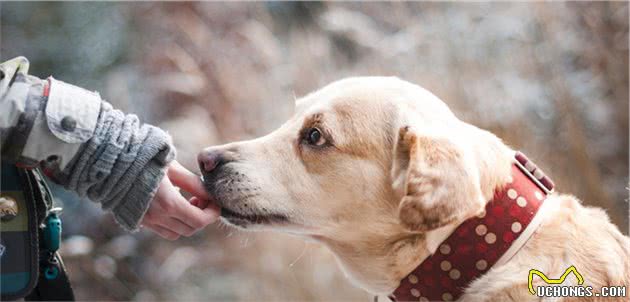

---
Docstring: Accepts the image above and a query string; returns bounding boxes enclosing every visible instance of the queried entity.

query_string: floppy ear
[391,126,485,232]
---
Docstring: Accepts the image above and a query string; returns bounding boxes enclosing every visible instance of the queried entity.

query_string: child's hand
[141,161,220,240]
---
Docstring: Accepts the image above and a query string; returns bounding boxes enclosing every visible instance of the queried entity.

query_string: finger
[168,161,210,200]
[190,197,200,207]
[200,198,221,219]
[193,197,221,218]
[158,217,197,237]
[149,191,199,234]
[189,196,209,209]
[144,222,180,241]
[174,198,221,229]
[155,173,174,196]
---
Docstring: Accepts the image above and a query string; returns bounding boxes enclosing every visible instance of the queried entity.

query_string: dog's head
[198,77,512,290]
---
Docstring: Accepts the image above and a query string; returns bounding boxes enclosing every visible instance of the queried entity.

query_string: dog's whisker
[289,242,309,268]
[240,235,251,248]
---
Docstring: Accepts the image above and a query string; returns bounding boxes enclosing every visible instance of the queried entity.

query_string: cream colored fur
[200,77,630,301]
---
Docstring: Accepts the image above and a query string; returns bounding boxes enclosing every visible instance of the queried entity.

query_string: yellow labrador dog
[198,77,629,301]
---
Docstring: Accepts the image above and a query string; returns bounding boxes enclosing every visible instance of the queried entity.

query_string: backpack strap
[24,168,74,301]
[24,245,74,301]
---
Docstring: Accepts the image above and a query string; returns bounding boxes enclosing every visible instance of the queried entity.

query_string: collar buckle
[514,151,555,194]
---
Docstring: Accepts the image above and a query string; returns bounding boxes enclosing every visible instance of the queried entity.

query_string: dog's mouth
[200,166,290,228]
[219,206,289,228]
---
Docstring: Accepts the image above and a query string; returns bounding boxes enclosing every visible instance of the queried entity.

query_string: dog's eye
[305,127,325,146]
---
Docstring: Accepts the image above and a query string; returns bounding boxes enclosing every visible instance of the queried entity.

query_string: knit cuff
[111,158,167,231]
[110,125,175,231]
[51,96,177,232]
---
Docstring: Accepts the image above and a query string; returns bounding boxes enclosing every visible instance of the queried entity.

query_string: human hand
[141,161,220,240]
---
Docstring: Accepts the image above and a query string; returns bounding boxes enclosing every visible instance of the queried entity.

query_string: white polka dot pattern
[393,152,551,302]
[507,189,517,199]
[475,224,488,236]
[485,232,497,244]
[440,244,451,255]
[411,288,420,298]
[408,274,418,284]
[511,222,522,233]
[517,196,527,207]
[440,260,452,271]
[476,259,488,270]
[449,269,461,280]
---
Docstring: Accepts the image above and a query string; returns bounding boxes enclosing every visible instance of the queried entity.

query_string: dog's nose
[198,148,225,173]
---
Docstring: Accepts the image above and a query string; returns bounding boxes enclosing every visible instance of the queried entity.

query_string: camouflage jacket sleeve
[0,57,175,231]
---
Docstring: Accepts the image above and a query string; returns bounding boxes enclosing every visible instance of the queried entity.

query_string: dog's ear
[391,126,485,232]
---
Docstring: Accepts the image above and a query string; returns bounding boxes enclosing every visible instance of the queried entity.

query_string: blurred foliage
[1,2,628,301]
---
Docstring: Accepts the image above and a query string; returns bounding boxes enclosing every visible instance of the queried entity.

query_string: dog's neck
[314,209,472,295]
[317,128,517,295]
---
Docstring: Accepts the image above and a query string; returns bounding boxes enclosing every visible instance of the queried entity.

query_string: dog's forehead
[295,77,454,120]
[289,78,414,158]
[285,77,461,158]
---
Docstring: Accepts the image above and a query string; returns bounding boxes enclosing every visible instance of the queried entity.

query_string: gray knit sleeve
[1,57,174,231]
[55,101,175,231]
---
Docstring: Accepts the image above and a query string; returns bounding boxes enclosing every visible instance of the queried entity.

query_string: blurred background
[1,2,628,301]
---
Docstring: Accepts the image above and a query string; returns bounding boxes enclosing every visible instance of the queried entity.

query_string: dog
[198,77,629,301]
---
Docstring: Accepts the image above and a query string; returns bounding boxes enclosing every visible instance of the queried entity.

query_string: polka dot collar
[392,152,555,301]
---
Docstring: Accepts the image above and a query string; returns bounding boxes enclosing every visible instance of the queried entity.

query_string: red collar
[392,152,555,301]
